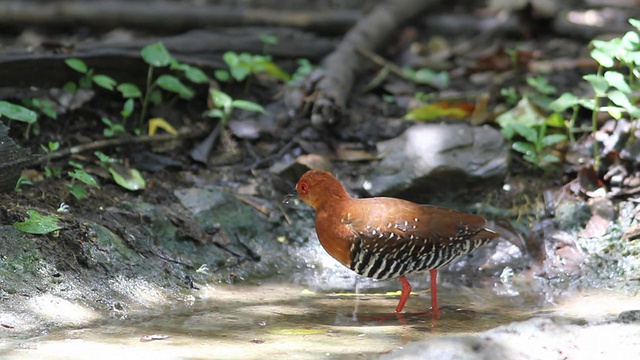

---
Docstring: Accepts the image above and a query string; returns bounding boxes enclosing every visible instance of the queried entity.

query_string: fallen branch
[310,0,444,127]
[32,128,208,166]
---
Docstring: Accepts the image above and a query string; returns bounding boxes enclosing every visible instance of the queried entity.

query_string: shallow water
[0,277,553,360]
[2,272,639,360]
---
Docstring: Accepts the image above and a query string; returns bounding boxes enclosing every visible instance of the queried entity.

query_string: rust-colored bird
[284,170,501,317]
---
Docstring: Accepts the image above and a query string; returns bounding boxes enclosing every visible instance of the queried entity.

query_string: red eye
[298,182,309,194]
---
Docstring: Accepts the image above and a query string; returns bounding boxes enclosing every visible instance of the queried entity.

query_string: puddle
[0,278,551,360]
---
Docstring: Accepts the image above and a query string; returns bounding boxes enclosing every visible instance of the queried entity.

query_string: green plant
[289,58,316,84]
[64,42,209,133]
[0,100,38,139]
[101,117,126,137]
[67,161,100,200]
[22,97,57,120]
[95,151,146,191]
[214,51,290,83]
[64,58,118,92]
[550,18,640,168]
[40,141,61,178]
[259,34,278,54]
[497,96,568,169]
[206,89,266,126]
[14,175,33,192]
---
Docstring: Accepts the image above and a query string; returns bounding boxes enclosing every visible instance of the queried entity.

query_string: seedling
[214,51,290,83]
[67,161,100,200]
[40,141,61,178]
[206,89,265,127]
[95,151,146,191]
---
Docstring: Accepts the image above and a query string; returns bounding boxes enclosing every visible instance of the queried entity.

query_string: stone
[366,123,508,199]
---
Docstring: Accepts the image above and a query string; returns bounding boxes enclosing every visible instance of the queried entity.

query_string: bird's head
[283,170,350,210]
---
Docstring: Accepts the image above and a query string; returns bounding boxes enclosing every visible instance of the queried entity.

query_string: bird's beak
[282,188,298,204]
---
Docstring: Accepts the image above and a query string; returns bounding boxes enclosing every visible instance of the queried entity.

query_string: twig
[31,129,208,166]
[243,135,299,171]
[356,46,412,81]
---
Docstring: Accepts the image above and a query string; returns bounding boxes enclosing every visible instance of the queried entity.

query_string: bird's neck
[311,186,352,213]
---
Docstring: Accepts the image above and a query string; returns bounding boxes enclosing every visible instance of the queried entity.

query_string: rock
[381,317,640,360]
[366,123,508,199]
[0,121,35,193]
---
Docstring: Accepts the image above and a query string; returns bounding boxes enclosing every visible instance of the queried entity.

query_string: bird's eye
[299,182,309,194]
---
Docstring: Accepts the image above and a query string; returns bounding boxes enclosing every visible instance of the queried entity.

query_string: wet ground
[2,274,638,360]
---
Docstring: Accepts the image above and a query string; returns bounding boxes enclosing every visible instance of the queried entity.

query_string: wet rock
[617,310,640,324]
[365,123,508,198]
[381,317,640,360]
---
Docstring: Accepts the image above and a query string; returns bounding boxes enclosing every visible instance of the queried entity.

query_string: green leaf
[604,106,624,120]
[0,101,38,123]
[583,74,609,95]
[223,51,239,67]
[68,183,87,200]
[214,69,230,82]
[206,109,224,119]
[231,100,265,113]
[117,83,142,98]
[549,93,579,112]
[590,48,615,68]
[259,34,279,46]
[42,107,57,120]
[94,150,116,164]
[230,65,252,82]
[621,30,640,50]
[141,42,171,67]
[578,98,596,111]
[121,98,135,117]
[68,160,84,169]
[630,19,640,32]
[511,123,538,143]
[526,76,556,95]
[92,74,117,90]
[68,169,100,188]
[182,65,210,84]
[541,134,567,147]
[156,75,194,99]
[540,153,560,164]
[608,90,633,110]
[604,71,631,93]
[13,210,62,234]
[149,89,163,106]
[108,164,146,191]
[210,89,232,108]
[512,141,536,156]
[79,76,93,89]
[65,58,88,74]
[545,112,565,127]
[63,81,78,94]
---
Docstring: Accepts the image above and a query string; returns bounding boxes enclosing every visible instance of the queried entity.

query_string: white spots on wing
[414,217,420,222]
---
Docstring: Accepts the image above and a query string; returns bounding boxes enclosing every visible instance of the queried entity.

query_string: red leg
[395,276,412,313]
[430,269,441,318]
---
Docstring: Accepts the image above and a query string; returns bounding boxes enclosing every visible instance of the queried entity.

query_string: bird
[283,170,502,318]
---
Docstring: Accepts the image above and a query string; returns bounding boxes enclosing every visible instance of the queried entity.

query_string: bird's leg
[395,276,412,313]
[430,269,441,318]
